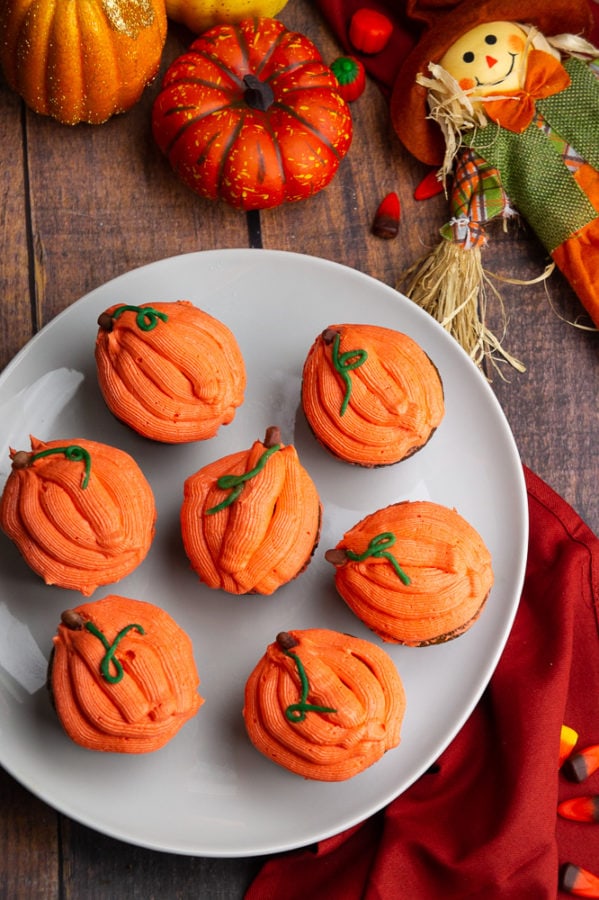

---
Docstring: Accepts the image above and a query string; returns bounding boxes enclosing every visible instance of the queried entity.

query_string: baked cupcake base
[326,500,494,646]
[243,628,406,781]
[302,324,445,466]
[181,427,321,595]
[0,436,156,596]
[48,595,203,753]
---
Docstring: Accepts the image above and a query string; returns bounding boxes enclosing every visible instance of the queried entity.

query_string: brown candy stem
[325,548,349,566]
[97,312,114,332]
[321,327,340,345]
[264,426,281,448]
[60,609,85,630]
[10,450,33,470]
[276,631,299,651]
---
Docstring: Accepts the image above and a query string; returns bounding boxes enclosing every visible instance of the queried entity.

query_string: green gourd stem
[283,649,337,723]
[346,532,412,585]
[331,331,368,416]
[111,304,168,331]
[84,621,145,684]
[29,444,92,489]
[331,56,360,86]
[205,443,282,515]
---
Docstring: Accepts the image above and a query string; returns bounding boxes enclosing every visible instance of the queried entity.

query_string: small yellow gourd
[164,0,288,34]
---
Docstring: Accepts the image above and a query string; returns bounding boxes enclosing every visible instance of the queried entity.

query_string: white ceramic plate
[0,249,527,857]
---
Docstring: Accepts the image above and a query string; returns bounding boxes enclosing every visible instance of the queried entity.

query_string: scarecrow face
[439,21,530,96]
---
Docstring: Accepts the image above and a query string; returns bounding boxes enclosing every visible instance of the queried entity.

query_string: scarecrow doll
[390,0,599,369]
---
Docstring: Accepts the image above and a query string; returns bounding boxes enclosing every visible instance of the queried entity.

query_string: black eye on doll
[462,51,475,63]
[485,34,497,45]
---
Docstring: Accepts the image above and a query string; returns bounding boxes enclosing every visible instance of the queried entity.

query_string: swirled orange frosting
[327,501,494,646]
[302,324,444,466]
[50,595,203,753]
[181,428,321,595]
[0,436,156,595]
[95,300,246,443]
[243,629,405,781]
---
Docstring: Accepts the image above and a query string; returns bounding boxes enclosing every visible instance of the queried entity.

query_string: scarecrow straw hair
[401,241,526,376]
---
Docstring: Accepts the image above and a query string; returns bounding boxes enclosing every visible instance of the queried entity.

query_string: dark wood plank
[475,220,599,534]
[0,85,34,371]
[59,817,262,900]
[0,768,59,899]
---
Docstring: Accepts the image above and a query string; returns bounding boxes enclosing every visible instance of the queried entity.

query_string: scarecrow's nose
[486,55,498,68]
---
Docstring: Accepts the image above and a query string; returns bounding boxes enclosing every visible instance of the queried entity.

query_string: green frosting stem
[84,621,145,684]
[29,444,92,489]
[111,304,168,331]
[205,443,282,515]
[283,649,337,723]
[331,331,368,416]
[346,532,411,585]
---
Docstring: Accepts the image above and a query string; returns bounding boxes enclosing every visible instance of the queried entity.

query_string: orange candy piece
[95,300,246,443]
[181,427,321,595]
[50,595,203,753]
[326,500,494,645]
[243,628,406,781]
[558,796,599,823]
[0,436,155,595]
[302,324,445,466]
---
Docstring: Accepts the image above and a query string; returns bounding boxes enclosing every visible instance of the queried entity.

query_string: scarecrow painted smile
[439,21,530,95]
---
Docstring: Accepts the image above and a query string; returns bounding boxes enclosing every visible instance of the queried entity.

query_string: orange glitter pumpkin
[95,301,246,443]
[243,629,406,781]
[326,500,494,646]
[0,0,167,124]
[49,595,203,753]
[151,17,353,210]
[0,436,156,595]
[181,427,321,595]
[302,324,445,466]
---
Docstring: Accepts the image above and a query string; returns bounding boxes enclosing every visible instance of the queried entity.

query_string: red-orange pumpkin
[151,17,353,210]
[0,0,167,125]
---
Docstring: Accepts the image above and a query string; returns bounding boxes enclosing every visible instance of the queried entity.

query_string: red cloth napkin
[246,466,599,898]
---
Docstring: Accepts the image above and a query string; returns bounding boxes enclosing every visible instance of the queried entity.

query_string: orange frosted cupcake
[95,300,246,443]
[0,436,156,595]
[326,501,494,645]
[181,426,321,595]
[243,629,406,781]
[48,595,203,753]
[302,324,444,466]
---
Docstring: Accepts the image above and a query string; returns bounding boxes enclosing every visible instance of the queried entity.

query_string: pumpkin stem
[243,74,274,112]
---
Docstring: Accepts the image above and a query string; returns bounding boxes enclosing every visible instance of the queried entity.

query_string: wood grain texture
[0,768,59,899]
[0,1,597,897]
[0,87,32,370]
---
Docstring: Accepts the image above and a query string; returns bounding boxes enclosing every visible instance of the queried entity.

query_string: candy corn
[414,168,444,200]
[559,724,579,766]
[562,744,599,783]
[560,863,599,898]
[558,796,599,823]
[372,192,400,239]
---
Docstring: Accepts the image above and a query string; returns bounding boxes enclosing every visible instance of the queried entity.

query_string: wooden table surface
[1,3,597,897]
